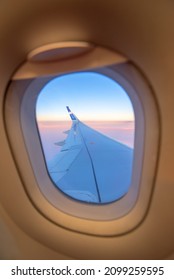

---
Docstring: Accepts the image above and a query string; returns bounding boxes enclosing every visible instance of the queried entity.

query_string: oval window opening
[36,72,135,204]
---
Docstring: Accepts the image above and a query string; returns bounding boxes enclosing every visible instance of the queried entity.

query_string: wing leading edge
[48,107,133,203]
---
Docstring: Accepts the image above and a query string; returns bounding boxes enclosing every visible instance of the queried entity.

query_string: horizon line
[37,119,135,122]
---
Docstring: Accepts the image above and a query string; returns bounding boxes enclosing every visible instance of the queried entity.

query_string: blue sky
[36,72,134,121]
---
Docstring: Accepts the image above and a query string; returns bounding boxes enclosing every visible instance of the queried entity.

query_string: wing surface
[48,107,133,203]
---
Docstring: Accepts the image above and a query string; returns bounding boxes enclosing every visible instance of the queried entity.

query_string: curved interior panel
[0,0,173,260]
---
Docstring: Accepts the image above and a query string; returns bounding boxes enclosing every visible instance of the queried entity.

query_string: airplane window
[36,72,135,204]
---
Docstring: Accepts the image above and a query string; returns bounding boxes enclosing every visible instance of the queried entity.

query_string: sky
[36,72,134,122]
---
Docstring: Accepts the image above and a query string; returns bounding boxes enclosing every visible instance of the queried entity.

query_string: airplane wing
[48,106,133,203]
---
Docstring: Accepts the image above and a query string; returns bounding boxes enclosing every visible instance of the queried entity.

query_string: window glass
[36,72,135,203]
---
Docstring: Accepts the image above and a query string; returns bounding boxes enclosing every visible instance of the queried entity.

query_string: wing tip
[66,106,77,121]
[66,106,71,112]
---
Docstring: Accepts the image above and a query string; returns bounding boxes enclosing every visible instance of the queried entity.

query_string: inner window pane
[36,72,135,203]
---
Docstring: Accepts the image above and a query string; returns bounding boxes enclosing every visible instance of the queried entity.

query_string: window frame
[5,60,160,236]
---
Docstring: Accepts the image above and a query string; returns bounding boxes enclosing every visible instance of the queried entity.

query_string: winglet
[66,106,71,113]
[66,106,78,121]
